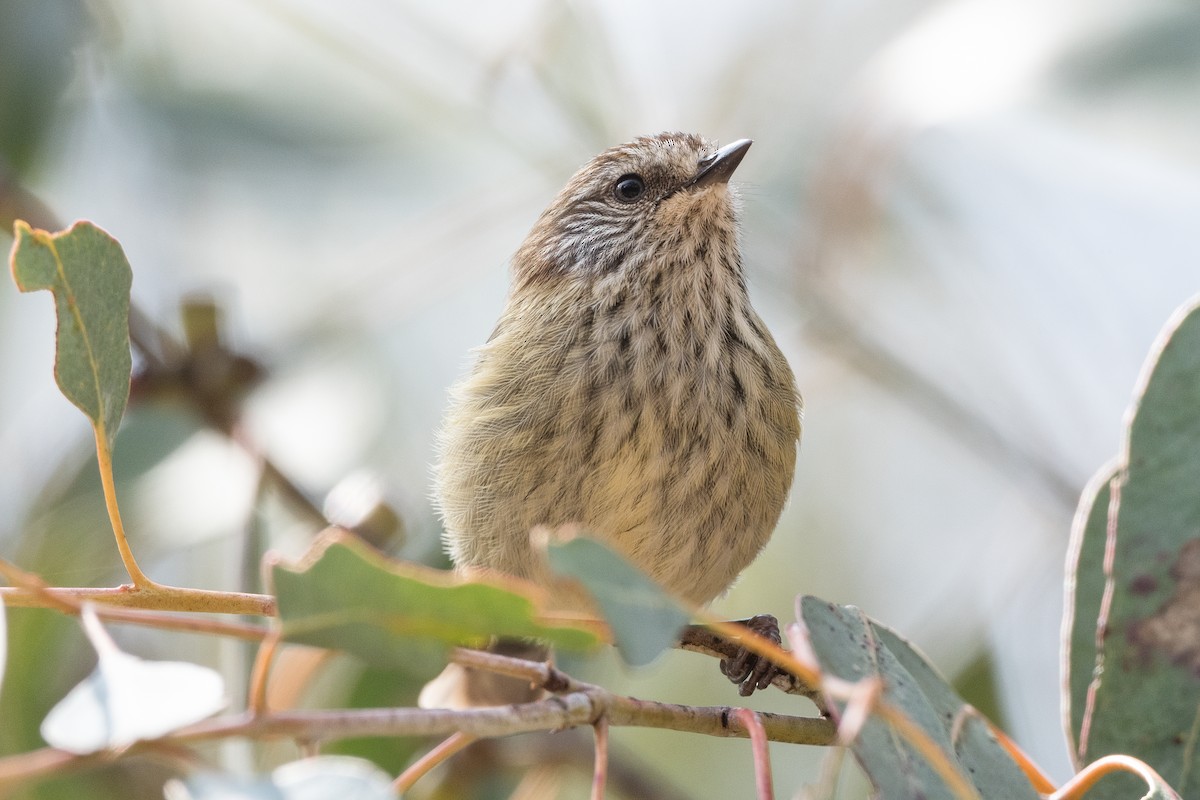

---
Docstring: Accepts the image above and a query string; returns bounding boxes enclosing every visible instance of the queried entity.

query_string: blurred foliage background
[1,0,1198,797]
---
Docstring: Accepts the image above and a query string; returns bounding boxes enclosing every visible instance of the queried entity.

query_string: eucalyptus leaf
[797,597,1036,800]
[544,535,690,667]
[8,220,132,450]
[40,607,225,754]
[165,756,396,800]
[271,529,600,671]
[1063,296,1200,797]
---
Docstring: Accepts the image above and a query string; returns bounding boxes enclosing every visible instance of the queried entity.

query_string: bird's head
[512,132,751,293]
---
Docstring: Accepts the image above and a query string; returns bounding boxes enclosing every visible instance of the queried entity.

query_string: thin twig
[0,747,107,789]
[802,297,1079,511]
[0,559,89,614]
[828,675,880,744]
[248,630,283,715]
[257,458,329,529]
[1047,754,1177,800]
[591,717,609,800]
[393,731,477,793]
[93,355,153,589]
[0,585,276,616]
[202,691,833,745]
[156,659,833,745]
[84,607,268,640]
[735,708,774,800]
[447,647,584,694]
[0,694,836,791]
[0,168,59,231]
[172,692,833,746]
[0,560,272,637]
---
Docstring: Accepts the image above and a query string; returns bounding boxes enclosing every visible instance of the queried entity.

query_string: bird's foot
[719,614,784,697]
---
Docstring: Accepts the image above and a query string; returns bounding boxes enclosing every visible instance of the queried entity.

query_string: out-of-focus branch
[129,294,333,532]
[0,165,58,232]
[803,296,1079,510]
[789,122,1081,514]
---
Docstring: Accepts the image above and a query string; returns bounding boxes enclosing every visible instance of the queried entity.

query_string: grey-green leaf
[798,596,1037,800]
[9,220,132,450]
[1063,461,1119,765]
[1063,296,1200,797]
[40,608,226,754]
[545,536,690,667]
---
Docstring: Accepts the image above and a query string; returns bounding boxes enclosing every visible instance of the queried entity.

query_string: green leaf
[1064,295,1200,797]
[798,597,1037,800]
[270,529,600,670]
[545,536,690,667]
[9,220,133,451]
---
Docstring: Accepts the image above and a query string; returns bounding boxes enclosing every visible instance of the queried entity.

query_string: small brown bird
[425,132,801,706]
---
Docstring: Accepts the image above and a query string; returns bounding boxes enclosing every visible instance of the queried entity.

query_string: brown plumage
[425,133,801,706]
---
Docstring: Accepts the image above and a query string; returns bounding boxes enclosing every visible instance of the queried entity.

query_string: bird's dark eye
[613,174,645,203]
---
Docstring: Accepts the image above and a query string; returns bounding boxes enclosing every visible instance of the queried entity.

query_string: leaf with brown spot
[1064,295,1200,798]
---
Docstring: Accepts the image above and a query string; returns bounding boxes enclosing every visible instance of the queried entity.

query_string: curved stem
[1048,754,1177,800]
[393,732,476,793]
[94,427,155,589]
[970,711,1055,794]
[735,708,774,800]
[591,716,609,800]
[248,630,283,715]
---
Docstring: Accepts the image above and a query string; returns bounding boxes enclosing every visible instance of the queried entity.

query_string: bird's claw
[718,614,783,697]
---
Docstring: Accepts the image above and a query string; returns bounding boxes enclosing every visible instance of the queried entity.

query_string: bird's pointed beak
[687,139,752,189]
